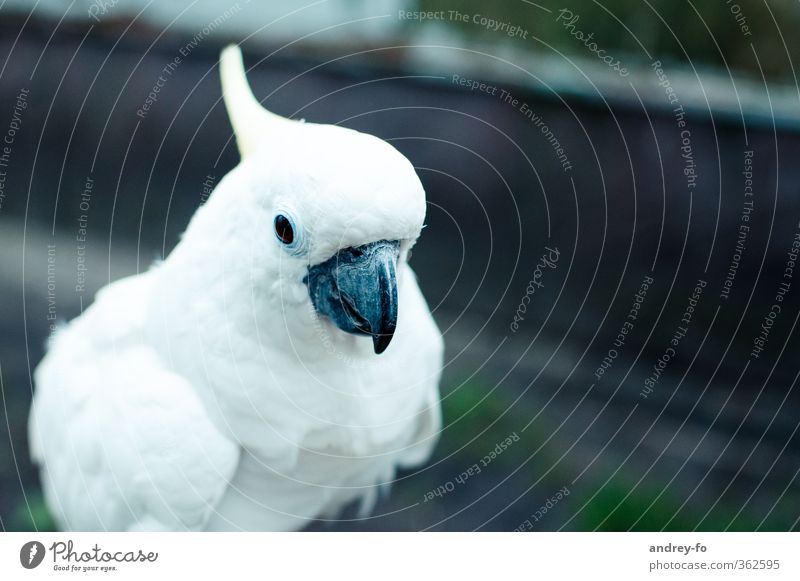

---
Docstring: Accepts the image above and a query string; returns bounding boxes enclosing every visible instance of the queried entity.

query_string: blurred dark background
[1,0,799,531]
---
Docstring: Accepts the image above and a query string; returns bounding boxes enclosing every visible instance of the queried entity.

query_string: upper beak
[305,240,400,354]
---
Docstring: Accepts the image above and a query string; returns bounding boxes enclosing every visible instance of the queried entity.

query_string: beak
[305,240,400,354]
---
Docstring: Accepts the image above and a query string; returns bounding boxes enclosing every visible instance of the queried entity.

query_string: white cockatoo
[29,46,443,531]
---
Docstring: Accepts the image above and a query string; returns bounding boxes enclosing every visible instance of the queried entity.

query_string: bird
[28,45,444,531]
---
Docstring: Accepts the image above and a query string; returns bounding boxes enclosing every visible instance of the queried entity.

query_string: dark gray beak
[305,240,400,354]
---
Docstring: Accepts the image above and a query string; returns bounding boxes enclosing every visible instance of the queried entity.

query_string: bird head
[213,46,426,355]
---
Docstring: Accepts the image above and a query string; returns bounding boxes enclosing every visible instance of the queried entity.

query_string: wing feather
[30,273,239,531]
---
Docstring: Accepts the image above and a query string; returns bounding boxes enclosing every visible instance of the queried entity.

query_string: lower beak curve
[305,240,400,354]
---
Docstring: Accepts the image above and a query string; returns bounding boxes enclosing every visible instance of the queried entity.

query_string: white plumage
[29,46,443,531]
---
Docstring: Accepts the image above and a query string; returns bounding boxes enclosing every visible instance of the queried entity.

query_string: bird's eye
[274,214,294,245]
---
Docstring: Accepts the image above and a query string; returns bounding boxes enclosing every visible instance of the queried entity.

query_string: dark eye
[274,214,294,245]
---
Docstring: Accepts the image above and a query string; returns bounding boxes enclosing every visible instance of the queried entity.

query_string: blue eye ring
[273,209,304,254]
